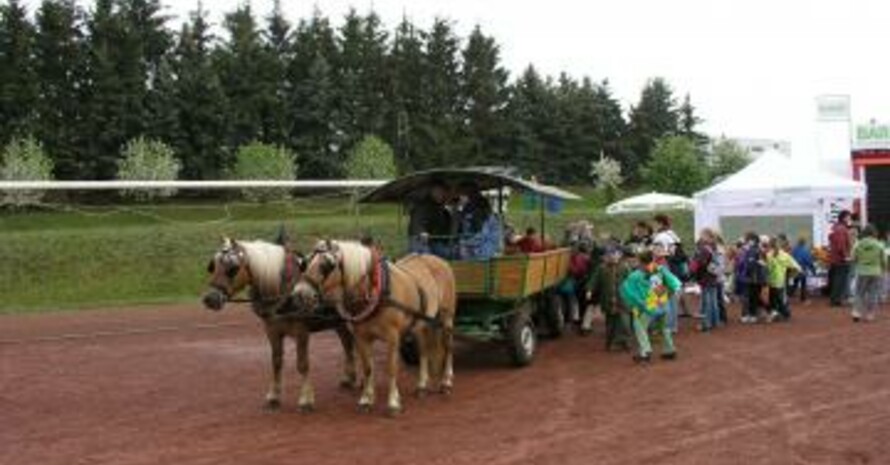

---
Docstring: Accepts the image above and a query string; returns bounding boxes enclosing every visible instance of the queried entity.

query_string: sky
[25,0,890,156]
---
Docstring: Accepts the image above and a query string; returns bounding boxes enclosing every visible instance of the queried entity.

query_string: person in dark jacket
[408,180,453,258]
[828,210,854,307]
[690,228,721,331]
[739,232,768,324]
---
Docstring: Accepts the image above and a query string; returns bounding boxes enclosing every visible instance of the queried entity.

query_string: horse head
[293,239,373,315]
[202,237,252,311]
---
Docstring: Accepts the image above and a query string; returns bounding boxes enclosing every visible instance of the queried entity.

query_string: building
[852,121,890,233]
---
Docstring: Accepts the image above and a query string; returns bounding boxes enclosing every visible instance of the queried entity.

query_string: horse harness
[303,250,441,329]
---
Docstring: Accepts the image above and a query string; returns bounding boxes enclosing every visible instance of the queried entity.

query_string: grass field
[0,188,692,313]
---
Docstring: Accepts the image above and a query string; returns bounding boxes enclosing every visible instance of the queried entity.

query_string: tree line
[0,0,713,186]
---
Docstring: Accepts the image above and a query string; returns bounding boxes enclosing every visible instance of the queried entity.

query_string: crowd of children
[562,212,888,365]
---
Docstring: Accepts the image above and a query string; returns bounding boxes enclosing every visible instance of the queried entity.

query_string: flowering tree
[1,136,54,208]
[117,137,181,201]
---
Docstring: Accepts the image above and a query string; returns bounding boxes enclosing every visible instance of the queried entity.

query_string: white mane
[237,240,286,296]
[327,240,372,288]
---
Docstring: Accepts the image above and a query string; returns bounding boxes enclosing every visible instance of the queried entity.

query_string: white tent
[694,150,866,246]
[606,192,695,215]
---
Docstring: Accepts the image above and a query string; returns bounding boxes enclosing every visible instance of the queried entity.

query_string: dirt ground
[2,299,889,465]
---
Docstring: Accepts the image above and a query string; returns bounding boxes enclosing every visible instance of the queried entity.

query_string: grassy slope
[0,190,692,313]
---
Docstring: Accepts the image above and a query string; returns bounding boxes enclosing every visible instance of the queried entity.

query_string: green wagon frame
[360,168,582,366]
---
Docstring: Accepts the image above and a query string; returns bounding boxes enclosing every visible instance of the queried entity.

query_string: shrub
[642,136,709,196]
[589,155,624,203]
[345,135,397,180]
[230,142,298,202]
[0,136,54,208]
[117,136,181,201]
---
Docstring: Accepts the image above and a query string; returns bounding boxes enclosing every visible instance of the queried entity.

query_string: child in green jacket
[852,225,887,322]
[594,246,635,352]
[620,250,682,363]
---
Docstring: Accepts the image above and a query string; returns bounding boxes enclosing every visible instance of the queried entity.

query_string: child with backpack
[739,232,768,324]
[620,250,682,363]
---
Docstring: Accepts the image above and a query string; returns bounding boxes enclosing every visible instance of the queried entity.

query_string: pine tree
[460,25,509,166]
[505,65,548,178]
[593,80,631,175]
[0,0,38,145]
[171,3,228,179]
[625,77,679,181]
[33,0,86,179]
[83,0,127,179]
[385,16,426,172]
[215,4,266,150]
[288,10,342,178]
[261,0,292,147]
[419,18,463,168]
[678,93,709,149]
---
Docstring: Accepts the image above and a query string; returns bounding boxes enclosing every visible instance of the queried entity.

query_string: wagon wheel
[507,300,537,367]
[541,291,566,339]
[400,334,420,366]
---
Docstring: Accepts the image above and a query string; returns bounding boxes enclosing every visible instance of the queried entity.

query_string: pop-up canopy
[606,192,695,215]
[359,167,581,203]
[694,150,866,245]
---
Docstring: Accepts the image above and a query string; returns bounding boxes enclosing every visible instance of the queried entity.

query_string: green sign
[856,124,890,149]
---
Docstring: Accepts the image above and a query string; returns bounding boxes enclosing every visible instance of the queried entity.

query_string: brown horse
[202,237,357,412]
[292,240,457,416]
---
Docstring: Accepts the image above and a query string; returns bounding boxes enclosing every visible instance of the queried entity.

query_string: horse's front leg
[264,329,284,410]
[385,330,403,417]
[335,325,359,390]
[295,328,315,413]
[355,331,375,413]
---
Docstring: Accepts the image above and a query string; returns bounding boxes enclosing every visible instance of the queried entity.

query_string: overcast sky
[27,0,890,154]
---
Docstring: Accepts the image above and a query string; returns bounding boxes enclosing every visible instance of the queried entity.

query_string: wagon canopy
[358,168,581,203]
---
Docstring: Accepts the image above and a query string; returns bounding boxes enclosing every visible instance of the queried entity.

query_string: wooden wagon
[360,168,582,366]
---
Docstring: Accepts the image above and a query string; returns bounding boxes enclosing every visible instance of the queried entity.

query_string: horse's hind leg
[264,330,284,410]
[441,319,455,394]
[295,329,315,412]
[384,329,403,416]
[414,327,431,398]
[335,326,358,390]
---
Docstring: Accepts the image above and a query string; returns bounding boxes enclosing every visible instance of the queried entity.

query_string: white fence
[0,180,388,190]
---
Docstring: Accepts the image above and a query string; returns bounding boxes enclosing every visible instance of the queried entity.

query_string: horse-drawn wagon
[360,168,582,367]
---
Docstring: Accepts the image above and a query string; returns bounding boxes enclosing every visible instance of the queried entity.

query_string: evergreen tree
[171,3,228,179]
[592,80,630,170]
[420,18,463,168]
[33,0,86,179]
[215,4,266,150]
[385,16,426,172]
[505,65,548,178]
[460,25,509,166]
[625,77,678,181]
[336,9,388,149]
[0,0,38,145]
[288,11,342,178]
[678,93,708,149]
[261,0,292,147]
[83,0,127,178]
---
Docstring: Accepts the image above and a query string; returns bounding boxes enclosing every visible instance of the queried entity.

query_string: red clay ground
[2,300,888,465]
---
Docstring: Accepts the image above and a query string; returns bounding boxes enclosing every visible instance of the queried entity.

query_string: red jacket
[828,223,852,264]
[517,235,545,253]
[569,253,591,280]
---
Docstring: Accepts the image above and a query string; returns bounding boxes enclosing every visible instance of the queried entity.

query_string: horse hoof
[385,406,402,418]
[264,399,281,411]
[415,388,429,399]
[440,385,453,396]
[298,404,315,414]
[357,403,373,414]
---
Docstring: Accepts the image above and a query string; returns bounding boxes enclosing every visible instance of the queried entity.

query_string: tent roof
[606,192,695,215]
[359,167,581,203]
[694,150,865,203]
